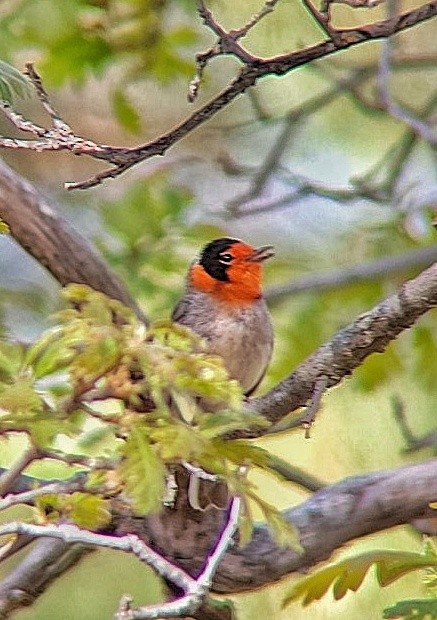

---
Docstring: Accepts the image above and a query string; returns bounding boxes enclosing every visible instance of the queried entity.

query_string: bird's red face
[189,238,274,304]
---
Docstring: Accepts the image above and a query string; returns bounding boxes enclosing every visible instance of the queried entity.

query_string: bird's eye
[219,253,233,264]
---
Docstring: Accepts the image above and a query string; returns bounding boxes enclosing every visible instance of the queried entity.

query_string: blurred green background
[0,0,436,618]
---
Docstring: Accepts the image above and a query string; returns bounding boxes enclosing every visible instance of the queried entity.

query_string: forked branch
[0,1,434,189]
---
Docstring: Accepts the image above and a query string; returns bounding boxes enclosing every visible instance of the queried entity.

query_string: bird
[172,238,274,396]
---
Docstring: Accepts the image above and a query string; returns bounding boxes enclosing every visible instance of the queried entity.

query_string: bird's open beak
[248,245,275,262]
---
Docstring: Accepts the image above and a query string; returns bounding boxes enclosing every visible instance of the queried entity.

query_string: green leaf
[0,377,42,416]
[0,60,32,101]
[35,492,111,530]
[68,493,112,530]
[0,340,25,382]
[0,218,9,234]
[198,410,269,438]
[249,494,302,552]
[150,421,204,462]
[112,88,141,134]
[283,548,437,608]
[25,326,80,378]
[118,425,165,515]
[383,598,437,619]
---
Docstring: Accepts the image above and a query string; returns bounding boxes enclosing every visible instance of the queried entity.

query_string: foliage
[383,598,437,620]
[35,492,112,530]
[0,0,198,131]
[0,284,300,549]
[283,539,437,617]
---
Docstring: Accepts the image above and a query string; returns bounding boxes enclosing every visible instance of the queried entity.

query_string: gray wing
[171,297,190,324]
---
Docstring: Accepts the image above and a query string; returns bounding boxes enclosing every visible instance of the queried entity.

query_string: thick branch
[0,539,92,617]
[0,160,147,323]
[249,260,437,430]
[212,457,437,591]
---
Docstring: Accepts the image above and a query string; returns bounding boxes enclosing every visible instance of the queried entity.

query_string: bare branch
[211,457,437,591]
[0,459,436,615]
[0,3,434,189]
[376,3,437,144]
[392,396,437,452]
[0,539,92,617]
[0,477,89,513]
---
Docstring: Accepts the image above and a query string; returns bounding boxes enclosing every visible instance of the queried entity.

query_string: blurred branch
[377,0,437,144]
[1,154,437,441]
[211,457,437,592]
[265,244,437,300]
[225,63,437,217]
[0,539,93,618]
[0,159,147,323]
[0,1,434,189]
[392,396,437,452]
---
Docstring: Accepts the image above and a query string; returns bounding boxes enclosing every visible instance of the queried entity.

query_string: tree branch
[0,159,147,323]
[212,457,437,591]
[1,458,435,617]
[248,259,437,432]
[0,539,92,617]
[0,2,435,189]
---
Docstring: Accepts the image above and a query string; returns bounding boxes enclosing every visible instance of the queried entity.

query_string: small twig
[377,2,437,145]
[227,113,297,213]
[322,0,384,10]
[263,456,326,491]
[302,0,337,39]
[39,448,118,471]
[392,396,437,452]
[301,375,328,438]
[196,496,240,589]
[0,446,38,496]
[24,63,73,135]
[0,477,88,512]
[232,0,282,40]
[0,3,433,188]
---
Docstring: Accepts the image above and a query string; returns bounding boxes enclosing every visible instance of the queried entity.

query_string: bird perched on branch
[172,238,274,396]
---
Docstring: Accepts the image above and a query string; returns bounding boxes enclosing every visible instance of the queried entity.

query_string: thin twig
[392,396,437,452]
[0,446,38,496]
[0,497,240,620]
[0,477,89,512]
[301,375,328,438]
[24,63,73,135]
[377,1,437,144]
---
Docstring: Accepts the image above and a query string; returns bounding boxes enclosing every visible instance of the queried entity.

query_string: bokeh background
[0,0,436,618]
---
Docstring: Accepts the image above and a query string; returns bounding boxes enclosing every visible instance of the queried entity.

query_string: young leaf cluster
[0,284,298,548]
